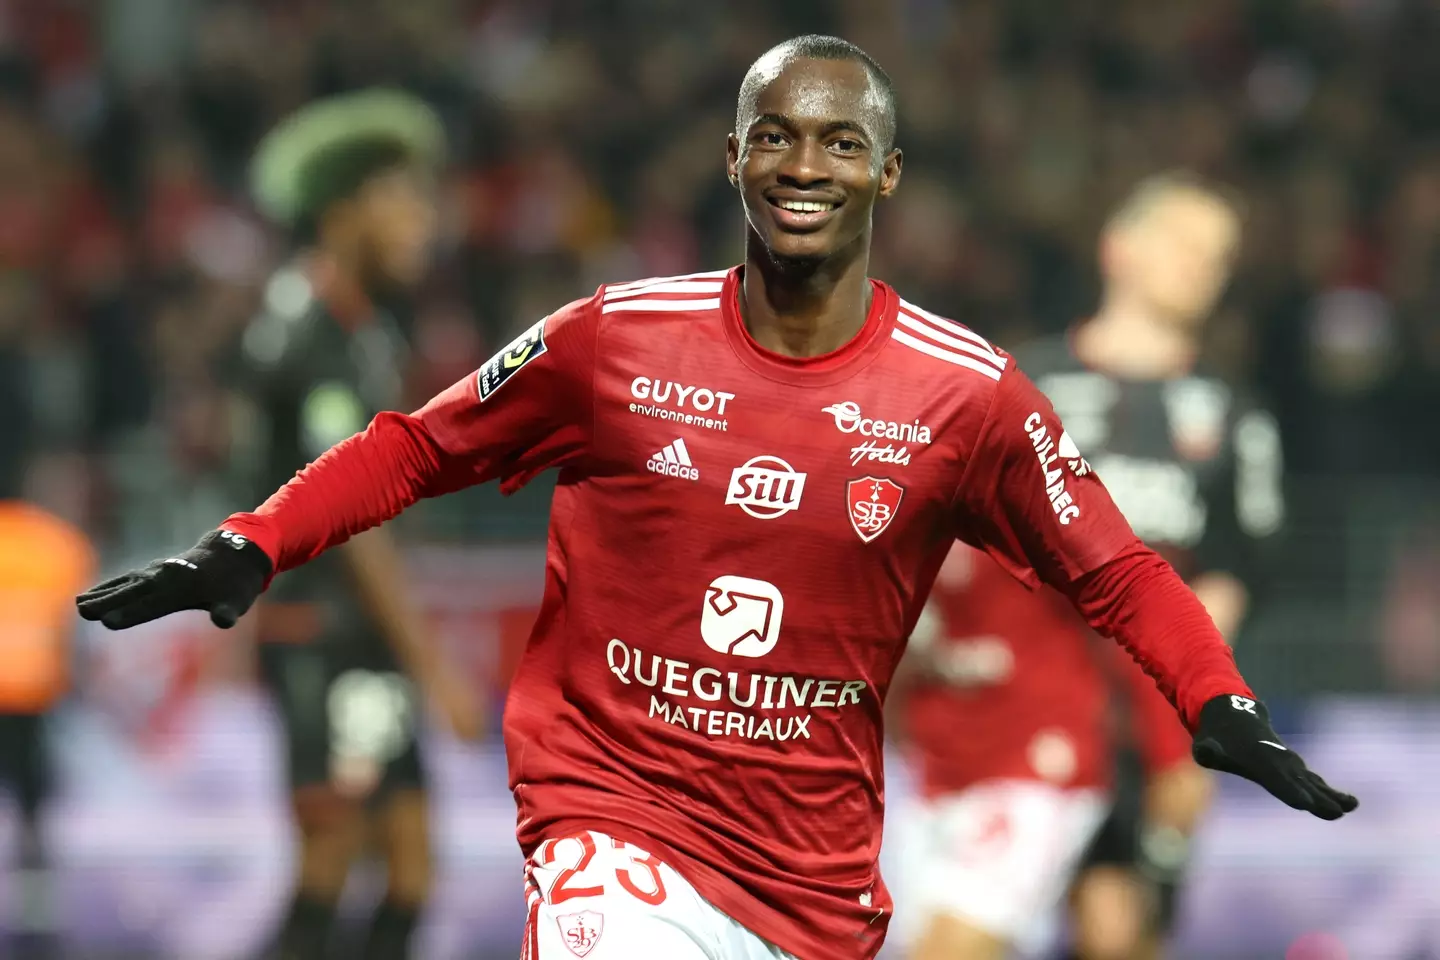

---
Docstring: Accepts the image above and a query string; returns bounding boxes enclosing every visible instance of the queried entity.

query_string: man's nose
[776,138,832,188]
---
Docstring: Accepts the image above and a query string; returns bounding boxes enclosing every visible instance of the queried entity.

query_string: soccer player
[888,542,1123,960]
[235,89,482,960]
[891,174,1279,960]
[78,39,1352,960]
[1058,175,1281,960]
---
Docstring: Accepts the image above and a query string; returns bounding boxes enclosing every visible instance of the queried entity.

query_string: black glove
[1192,694,1357,821]
[77,530,272,630]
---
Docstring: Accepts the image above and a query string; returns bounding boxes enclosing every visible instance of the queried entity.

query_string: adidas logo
[647,438,699,481]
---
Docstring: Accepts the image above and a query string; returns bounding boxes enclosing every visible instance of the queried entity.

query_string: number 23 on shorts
[538,833,669,907]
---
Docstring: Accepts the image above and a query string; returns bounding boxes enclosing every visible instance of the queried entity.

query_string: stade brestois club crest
[556,910,603,957]
[847,477,904,542]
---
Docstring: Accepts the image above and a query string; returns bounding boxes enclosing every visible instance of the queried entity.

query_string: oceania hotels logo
[821,400,932,467]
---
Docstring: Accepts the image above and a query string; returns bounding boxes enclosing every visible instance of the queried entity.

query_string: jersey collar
[719,265,897,386]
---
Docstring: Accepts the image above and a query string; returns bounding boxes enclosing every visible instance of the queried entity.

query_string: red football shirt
[899,543,1112,793]
[224,267,1248,959]
[898,543,1195,798]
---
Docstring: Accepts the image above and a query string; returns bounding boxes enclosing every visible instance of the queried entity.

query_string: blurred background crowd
[6,0,1440,686]
[0,0,1438,957]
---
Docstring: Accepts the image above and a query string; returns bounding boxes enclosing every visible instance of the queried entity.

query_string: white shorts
[522,830,798,960]
[890,779,1107,950]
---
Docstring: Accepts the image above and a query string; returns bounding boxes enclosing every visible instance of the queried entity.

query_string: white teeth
[778,200,835,213]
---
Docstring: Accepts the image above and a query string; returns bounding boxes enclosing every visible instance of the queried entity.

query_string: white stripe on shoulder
[601,297,722,315]
[603,280,725,301]
[892,329,1003,380]
[898,299,1003,360]
[605,269,731,294]
[896,310,1006,371]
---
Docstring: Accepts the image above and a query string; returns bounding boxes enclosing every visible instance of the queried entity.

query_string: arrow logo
[705,589,774,652]
[700,576,784,658]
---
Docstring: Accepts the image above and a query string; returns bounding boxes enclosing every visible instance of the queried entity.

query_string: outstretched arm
[221,409,471,576]
[954,363,1355,820]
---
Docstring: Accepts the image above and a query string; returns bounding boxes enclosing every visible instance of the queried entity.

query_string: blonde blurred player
[892,173,1283,960]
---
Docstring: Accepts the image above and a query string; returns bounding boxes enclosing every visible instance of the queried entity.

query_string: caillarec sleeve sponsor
[1023,411,1090,525]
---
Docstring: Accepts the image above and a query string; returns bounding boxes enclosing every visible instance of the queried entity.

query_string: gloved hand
[77,530,272,630]
[1191,694,1357,821]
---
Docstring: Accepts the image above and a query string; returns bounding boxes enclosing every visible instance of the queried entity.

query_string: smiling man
[78,36,1353,960]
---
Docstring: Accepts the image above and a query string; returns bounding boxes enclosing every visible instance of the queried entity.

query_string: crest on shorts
[557,910,604,957]
[847,477,904,543]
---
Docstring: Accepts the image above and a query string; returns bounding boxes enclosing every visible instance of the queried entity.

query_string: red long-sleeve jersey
[223,268,1248,959]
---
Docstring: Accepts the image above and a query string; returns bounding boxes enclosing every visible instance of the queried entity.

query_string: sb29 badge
[847,476,904,543]
[477,316,548,401]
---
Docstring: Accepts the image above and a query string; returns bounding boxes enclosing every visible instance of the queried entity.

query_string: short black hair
[736,35,897,153]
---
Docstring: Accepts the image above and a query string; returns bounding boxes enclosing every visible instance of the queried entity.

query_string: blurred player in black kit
[1020,173,1285,960]
[240,89,483,960]
[889,173,1283,960]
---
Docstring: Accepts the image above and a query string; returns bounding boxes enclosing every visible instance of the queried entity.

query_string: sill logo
[725,455,807,519]
[701,576,783,658]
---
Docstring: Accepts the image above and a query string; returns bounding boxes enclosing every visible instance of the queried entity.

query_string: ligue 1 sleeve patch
[478,316,548,401]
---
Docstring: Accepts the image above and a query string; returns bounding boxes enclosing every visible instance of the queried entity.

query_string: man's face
[357,167,439,288]
[727,57,901,264]
[1109,190,1241,326]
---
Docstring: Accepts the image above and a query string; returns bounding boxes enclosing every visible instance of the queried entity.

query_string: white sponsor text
[607,639,867,743]
[1024,412,1082,525]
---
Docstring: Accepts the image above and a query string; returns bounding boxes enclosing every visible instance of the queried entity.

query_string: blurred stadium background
[1,0,1438,957]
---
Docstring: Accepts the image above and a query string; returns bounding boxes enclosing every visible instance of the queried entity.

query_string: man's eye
[832,138,863,152]
[758,131,786,146]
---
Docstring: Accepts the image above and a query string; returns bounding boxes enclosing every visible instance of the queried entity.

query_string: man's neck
[1074,295,1198,381]
[738,234,873,359]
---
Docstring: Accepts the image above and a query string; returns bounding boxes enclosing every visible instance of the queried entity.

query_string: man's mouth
[774,199,837,213]
[767,196,843,230]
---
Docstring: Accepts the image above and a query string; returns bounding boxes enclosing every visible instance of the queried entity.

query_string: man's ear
[878,148,903,199]
[726,133,740,188]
